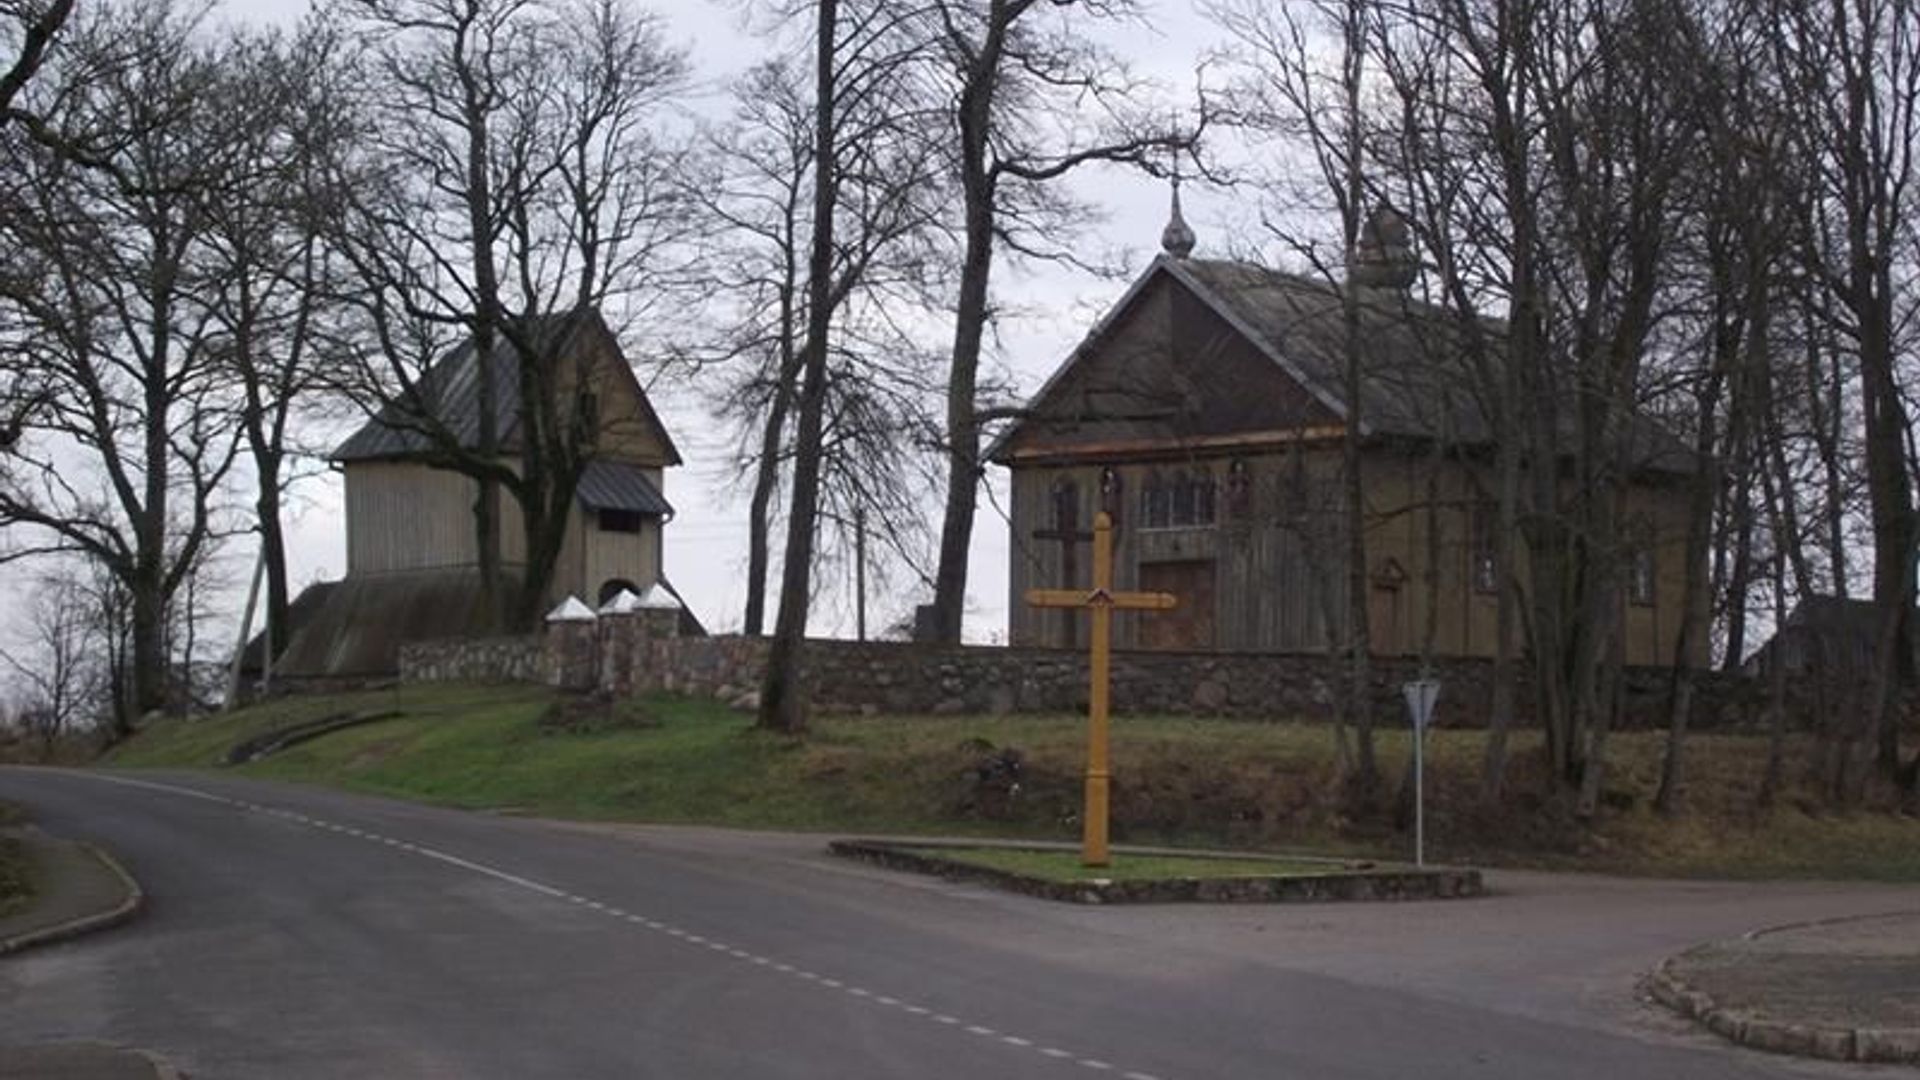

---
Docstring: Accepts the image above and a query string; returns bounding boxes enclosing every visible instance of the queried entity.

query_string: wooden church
[275,309,692,680]
[992,191,1699,667]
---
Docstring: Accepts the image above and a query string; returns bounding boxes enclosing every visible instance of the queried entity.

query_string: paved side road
[1,767,1913,1080]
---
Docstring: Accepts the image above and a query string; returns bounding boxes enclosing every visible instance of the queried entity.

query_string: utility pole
[855,507,868,642]
[224,546,267,711]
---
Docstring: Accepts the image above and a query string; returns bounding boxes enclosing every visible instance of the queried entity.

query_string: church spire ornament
[1160,176,1196,260]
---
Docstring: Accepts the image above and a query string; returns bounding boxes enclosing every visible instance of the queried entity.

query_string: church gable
[993,263,1342,464]
[333,309,681,469]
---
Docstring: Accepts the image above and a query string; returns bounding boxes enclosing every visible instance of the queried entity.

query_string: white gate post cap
[598,589,644,616]
[636,584,682,611]
[546,596,597,623]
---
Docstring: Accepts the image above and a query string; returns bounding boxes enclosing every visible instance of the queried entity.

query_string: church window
[1142,470,1171,528]
[1051,477,1080,530]
[599,509,644,534]
[1626,518,1656,606]
[1629,548,1656,606]
[1143,468,1216,529]
[1226,459,1252,520]
[1470,501,1498,594]
[1189,470,1216,526]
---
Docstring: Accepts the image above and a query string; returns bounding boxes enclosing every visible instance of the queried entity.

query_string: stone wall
[638,635,1897,732]
[399,618,1913,733]
[399,635,544,685]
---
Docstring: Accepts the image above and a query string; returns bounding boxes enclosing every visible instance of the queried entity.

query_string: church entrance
[1138,560,1215,650]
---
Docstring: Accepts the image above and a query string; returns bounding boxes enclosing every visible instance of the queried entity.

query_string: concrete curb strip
[830,839,1485,904]
[1649,952,1920,1065]
[0,840,146,958]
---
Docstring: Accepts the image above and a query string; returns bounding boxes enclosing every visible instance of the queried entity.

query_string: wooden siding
[345,461,511,573]
[571,331,674,467]
[1008,449,1701,666]
[580,507,660,603]
[345,459,662,609]
[999,274,1339,461]
[1009,450,1350,653]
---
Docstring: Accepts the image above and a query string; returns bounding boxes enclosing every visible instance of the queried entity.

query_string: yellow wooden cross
[1025,510,1177,867]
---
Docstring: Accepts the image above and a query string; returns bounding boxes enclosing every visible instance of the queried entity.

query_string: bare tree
[921,0,1196,644]
[1766,0,1920,797]
[328,0,693,629]
[0,0,74,125]
[197,22,355,661]
[0,571,100,757]
[686,55,945,637]
[757,0,948,732]
[1207,0,1388,794]
[0,1,245,731]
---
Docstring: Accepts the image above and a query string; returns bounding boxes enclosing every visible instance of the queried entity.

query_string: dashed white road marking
[68,771,1176,1079]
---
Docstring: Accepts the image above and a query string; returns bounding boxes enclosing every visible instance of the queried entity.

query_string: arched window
[1226,459,1252,520]
[1051,477,1080,531]
[1625,516,1656,606]
[598,578,640,606]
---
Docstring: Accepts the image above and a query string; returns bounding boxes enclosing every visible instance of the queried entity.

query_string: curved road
[1,768,1909,1079]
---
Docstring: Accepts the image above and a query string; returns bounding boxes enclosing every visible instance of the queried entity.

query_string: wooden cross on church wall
[1025,510,1177,867]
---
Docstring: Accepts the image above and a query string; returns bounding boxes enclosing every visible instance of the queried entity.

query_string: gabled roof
[332,309,683,467]
[992,256,1695,475]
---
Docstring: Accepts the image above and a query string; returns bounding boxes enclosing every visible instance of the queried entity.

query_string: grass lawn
[900,847,1347,883]
[105,683,1920,881]
[0,800,33,919]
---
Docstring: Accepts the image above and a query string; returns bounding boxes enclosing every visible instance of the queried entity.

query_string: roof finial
[1348,201,1417,290]
[1161,174,1196,260]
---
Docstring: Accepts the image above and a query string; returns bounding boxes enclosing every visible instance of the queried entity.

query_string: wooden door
[1138,560,1216,650]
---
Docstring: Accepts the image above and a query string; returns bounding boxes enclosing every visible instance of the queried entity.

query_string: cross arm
[1025,588,1178,611]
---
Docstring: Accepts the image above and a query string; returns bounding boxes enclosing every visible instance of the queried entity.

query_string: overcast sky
[11,0,1254,655]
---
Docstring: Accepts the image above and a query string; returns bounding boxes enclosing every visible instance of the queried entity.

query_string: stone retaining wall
[398,620,1912,732]
[639,634,1901,731]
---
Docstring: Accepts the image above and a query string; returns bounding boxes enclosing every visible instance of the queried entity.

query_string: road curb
[830,838,1485,904]
[0,839,146,958]
[133,1047,188,1080]
[1648,948,1920,1065]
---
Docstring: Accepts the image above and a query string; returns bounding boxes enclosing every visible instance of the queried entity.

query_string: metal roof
[332,310,683,467]
[993,256,1695,476]
[575,460,672,516]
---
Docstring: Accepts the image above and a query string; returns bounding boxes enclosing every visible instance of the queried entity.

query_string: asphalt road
[1,767,1912,1079]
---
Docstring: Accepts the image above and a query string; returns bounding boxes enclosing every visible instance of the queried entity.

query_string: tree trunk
[1483,414,1521,801]
[256,472,289,656]
[128,571,167,729]
[744,370,795,636]
[929,10,1013,647]
[758,0,841,734]
[461,23,504,631]
[1655,305,1732,814]
[929,206,993,644]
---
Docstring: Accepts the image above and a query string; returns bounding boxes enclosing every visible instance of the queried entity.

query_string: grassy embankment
[108,682,1920,881]
[0,800,33,918]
